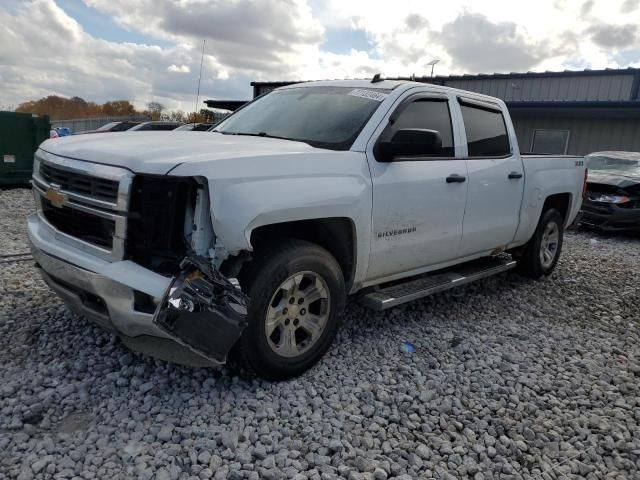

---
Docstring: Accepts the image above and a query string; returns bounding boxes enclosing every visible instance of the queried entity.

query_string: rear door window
[460,102,510,157]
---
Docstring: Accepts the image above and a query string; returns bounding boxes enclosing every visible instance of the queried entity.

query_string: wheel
[517,208,564,279]
[233,239,346,380]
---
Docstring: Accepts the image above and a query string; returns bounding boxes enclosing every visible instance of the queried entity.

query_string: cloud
[621,0,639,13]
[587,23,638,48]
[0,0,251,110]
[167,65,191,73]
[2,0,640,111]
[405,14,428,31]
[85,0,323,74]
[580,0,594,18]
[435,13,548,73]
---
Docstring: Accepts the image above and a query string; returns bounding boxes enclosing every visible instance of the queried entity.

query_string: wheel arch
[226,218,357,291]
[542,192,572,225]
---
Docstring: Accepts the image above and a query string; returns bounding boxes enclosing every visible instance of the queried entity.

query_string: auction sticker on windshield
[348,89,388,102]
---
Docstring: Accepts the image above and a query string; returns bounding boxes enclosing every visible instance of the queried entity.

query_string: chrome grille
[40,162,119,203]
[41,198,115,249]
[32,151,133,261]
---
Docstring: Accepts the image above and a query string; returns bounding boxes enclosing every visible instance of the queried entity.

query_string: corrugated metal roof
[429,67,640,81]
[250,68,640,103]
[250,67,640,86]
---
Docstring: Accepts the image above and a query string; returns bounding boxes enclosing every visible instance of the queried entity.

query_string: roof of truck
[278,79,504,105]
[277,79,405,90]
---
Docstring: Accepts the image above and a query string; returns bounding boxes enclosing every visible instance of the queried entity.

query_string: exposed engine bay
[127,175,206,274]
[126,174,249,363]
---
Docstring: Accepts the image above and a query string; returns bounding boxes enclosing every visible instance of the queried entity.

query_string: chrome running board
[361,257,517,310]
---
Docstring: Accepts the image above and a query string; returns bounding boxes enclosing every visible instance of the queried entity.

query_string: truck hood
[39,132,318,174]
[588,169,640,189]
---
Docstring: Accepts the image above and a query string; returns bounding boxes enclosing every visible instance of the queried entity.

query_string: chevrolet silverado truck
[28,79,587,380]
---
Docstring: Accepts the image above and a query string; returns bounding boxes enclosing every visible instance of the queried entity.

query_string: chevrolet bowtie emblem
[45,185,66,208]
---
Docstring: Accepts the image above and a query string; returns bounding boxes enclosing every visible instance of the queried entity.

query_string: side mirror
[376,128,443,161]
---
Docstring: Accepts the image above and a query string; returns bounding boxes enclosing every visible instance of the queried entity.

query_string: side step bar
[361,257,517,310]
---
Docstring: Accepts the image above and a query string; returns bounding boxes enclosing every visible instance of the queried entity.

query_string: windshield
[212,86,390,150]
[96,122,118,131]
[111,122,138,132]
[588,153,640,175]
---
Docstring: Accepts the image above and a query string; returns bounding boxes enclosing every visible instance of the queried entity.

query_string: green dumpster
[0,111,51,186]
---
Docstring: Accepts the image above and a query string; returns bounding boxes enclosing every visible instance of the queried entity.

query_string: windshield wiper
[211,131,267,137]
[224,131,307,143]
[212,131,324,148]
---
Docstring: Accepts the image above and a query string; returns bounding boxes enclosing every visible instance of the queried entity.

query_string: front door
[366,93,468,282]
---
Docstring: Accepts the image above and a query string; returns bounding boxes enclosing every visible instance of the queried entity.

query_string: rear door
[365,91,468,281]
[456,98,525,256]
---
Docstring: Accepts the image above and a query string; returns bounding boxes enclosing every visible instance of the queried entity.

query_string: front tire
[517,208,564,279]
[234,240,345,380]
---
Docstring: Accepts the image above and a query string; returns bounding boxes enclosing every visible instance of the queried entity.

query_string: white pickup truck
[28,79,587,380]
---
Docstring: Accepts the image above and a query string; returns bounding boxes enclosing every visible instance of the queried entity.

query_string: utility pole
[427,59,440,78]
[194,39,206,124]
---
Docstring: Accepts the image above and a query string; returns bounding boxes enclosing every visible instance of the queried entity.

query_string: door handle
[508,171,523,179]
[446,174,466,183]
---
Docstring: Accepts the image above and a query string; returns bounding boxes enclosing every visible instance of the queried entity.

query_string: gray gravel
[1,187,639,480]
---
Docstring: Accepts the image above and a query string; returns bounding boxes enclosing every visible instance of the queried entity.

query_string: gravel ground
[1,187,639,480]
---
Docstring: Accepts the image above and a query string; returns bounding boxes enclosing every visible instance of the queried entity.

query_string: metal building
[205,67,640,156]
[440,68,640,155]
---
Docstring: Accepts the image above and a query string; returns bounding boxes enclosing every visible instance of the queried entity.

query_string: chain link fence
[50,115,150,134]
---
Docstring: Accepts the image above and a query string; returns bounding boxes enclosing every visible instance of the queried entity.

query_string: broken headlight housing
[153,255,248,364]
[587,193,630,204]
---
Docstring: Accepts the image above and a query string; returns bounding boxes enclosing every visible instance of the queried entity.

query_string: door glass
[382,99,454,157]
[460,104,510,157]
[531,129,569,154]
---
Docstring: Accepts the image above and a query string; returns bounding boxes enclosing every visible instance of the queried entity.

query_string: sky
[1,0,640,111]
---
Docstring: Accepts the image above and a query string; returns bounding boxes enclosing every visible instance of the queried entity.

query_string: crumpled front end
[153,256,248,364]
[29,151,249,366]
[581,179,640,232]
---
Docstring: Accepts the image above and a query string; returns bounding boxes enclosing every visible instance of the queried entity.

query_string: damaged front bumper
[580,200,640,232]
[28,213,249,367]
[153,256,249,364]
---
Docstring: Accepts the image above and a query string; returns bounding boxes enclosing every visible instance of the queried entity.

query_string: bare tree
[146,102,165,121]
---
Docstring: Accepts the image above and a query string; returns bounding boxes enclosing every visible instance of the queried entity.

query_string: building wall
[512,115,640,156]
[444,73,636,102]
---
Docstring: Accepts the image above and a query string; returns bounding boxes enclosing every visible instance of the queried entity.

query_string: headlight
[588,193,630,204]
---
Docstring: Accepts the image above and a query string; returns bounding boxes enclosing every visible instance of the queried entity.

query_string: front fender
[168,152,373,289]
[208,175,369,251]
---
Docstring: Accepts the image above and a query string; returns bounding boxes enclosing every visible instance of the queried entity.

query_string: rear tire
[517,208,564,279]
[233,239,345,381]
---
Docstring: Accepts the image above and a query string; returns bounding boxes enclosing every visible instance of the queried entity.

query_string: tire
[517,208,564,279]
[232,239,346,381]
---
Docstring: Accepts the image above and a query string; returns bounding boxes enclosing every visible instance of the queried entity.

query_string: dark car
[174,123,214,131]
[581,151,640,232]
[128,121,183,131]
[76,121,142,134]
